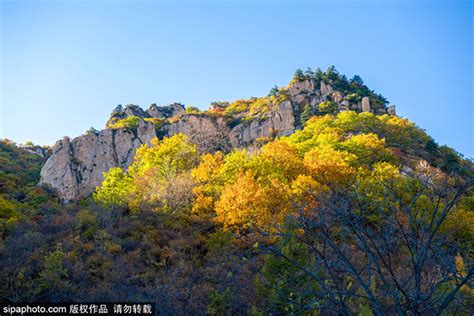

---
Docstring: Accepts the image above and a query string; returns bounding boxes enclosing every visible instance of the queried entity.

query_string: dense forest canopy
[0,68,472,315]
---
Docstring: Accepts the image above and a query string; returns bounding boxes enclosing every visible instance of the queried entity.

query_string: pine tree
[85,127,98,135]
[268,85,279,97]
[113,104,123,113]
[292,69,304,82]
[304,67,314,79]
[300,103,313,125]
[314,68,324,81]
[325,65,339,81]
[351,75,364,86]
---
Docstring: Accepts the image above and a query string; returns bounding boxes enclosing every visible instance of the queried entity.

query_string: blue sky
[1,0,472,157]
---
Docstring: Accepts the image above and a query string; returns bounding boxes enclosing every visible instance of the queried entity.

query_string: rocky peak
[106,103,185,128]
[146,102,185,118]
[106,104,149,128]
[123,104,149,118]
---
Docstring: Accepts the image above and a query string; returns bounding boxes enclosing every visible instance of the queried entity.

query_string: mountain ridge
[40,67,397,201]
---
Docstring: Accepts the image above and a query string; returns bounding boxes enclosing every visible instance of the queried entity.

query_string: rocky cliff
[40,120,158,201]
[41,75,397,201]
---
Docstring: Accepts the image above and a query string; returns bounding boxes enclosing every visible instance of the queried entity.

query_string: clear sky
[1,0,472,157]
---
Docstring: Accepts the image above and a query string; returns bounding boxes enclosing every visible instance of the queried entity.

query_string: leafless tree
[261,166,473,315]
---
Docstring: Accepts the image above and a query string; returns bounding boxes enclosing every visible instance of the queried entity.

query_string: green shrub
[144,117,168,129]
[225,99,252,116]
[85,127,98,135]
[185,106,200,114]
[249,97,271,116]
[300,103,313,125]
[318,101,338,115]
[109,116,141,129]
[113,104,123,113]
[274,88,290,103]
[268,85,279,97]
[207,288,232,315]
[345,93,359,103]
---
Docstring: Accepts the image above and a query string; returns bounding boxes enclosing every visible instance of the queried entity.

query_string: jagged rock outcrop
[41,75,396,201]
[122,104,149,118]
[289,80,315,95]
[163,100,297,152]
[40,120,158,201]
[230,100,296,146]
[106,103,186,127]
[147,103,185,118]
[41,100,299,200]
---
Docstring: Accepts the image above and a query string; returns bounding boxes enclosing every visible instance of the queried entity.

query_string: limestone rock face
[40,121,157,201]
[163,100,297,152]
[362,97,371,112]
[320,81,333,95]
[40,137,78,201]
[165,114,232,153]
[230,100,296,146]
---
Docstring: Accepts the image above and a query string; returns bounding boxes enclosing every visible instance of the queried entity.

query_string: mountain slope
[1,67,472,314]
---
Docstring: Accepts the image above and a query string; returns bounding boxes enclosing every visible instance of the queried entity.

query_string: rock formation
[106,103,186,127]
[41,76,396,201]
[362,96,371,112]
[320,81,333,95]
[40,120,158,201]
[147,103,185,119]
[387,105,396,115]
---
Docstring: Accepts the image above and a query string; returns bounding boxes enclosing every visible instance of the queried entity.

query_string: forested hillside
[0,69,472,315]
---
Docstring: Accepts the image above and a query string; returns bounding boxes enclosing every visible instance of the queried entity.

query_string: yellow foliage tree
[250,141,306,183]
[304,146,356,186]
[215,172,291,231]
[129,133,198,180]
[94,134,199,213]
[191,152,225,215]
[93,167,133,208]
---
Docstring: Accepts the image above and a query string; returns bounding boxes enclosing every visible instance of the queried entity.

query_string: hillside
[0,67,472,315]
[0,140,53,235]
